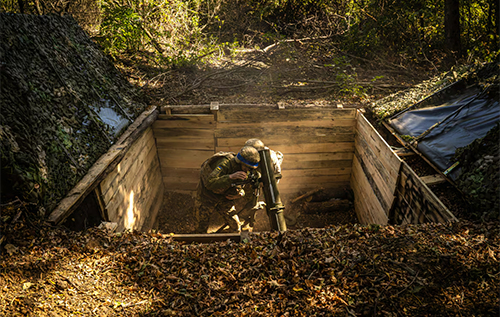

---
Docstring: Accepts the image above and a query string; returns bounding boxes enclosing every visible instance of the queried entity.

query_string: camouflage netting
[452,123,500,221]
[369,60,500,120]
[0,13,147,213]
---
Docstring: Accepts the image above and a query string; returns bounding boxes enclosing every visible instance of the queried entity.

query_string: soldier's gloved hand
[229,171,247,180]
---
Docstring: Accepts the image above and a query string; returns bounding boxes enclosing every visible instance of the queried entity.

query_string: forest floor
[2,42,498,316]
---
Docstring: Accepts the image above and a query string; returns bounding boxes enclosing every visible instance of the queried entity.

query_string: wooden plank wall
[99,127,164,232]
[351,113,402,225]
[215,107,357,195]
[390,161,457,224]
[153,113,215,192]
[153,105,455,226]
[153,106,356,196]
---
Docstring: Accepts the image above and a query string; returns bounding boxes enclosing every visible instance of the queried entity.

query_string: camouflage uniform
[194,152,257,233]
[269,149,284,175]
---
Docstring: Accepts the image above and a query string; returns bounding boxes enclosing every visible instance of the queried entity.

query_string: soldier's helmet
[245,138,265,150]
[236,146,260,169]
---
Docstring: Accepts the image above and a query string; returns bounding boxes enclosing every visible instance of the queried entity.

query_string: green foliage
[97,0,209,67]
[4,0,498,65]
[100,5,143,54]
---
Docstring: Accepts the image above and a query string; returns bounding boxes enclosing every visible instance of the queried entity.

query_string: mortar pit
[55,106,456,233]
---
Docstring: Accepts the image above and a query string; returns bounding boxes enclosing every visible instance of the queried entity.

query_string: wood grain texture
[154,114,215,128]
[217,108,356,123]
[158,149,214,169]
[100,128,156,198]
[215,125,355,139]
[350,155,388,225]
[356,115,401,180]
[390,161,457,224]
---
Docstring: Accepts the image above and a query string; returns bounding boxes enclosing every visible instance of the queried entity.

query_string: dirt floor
[155,190,359,234]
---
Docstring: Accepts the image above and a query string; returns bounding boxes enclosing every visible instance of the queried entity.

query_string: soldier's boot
[227,214,243,232]
[217,207,243,232]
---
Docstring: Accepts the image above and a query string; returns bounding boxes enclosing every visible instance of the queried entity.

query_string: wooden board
[279,174,350,190]
[285,152,353,163]
[350,113,402,224]
[135,166,164,229]
[283,159,352,170]
[217,119,357,128]
[101,129,157,199]
[100,128,156,197]
[390,162,457,224]
[215,125,355,139]
[154,114,215,128]
[350,156,388,225]
[158,149,213,169]
[216,134,355,148]
[356,115,401,180]
[162,180,198,191]
[103,141,159,205]
[152,128,214,139]
[217,108,356,123]
[162,174,199,186]
[354,144,395,212]
[280,167,351,178]
[161,167,200,179]
[141,178,165,231]
[156,138,214,150]
[420,174,446,186]
[279,181,350,194]
[106,156,162,223]
[216,142,355,154]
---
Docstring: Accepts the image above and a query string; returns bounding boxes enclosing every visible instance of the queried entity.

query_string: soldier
[194,146,260,233]
[244,138,283,176]
[236,138,284,228]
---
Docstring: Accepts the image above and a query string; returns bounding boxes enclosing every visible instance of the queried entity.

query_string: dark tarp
[389,86,500,180]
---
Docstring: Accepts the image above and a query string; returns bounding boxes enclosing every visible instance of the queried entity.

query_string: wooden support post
[210,102,219,111]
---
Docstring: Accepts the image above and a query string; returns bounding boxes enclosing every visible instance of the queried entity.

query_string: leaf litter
[1,217,498,316]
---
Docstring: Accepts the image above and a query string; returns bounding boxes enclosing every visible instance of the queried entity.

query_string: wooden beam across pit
[168,231,251,243]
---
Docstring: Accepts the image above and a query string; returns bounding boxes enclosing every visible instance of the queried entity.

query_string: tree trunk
[492,0,500,39]
[444,0,461,54]
[18,0,24,14]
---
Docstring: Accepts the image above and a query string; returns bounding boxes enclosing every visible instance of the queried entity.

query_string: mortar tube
[258,147,287,232]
